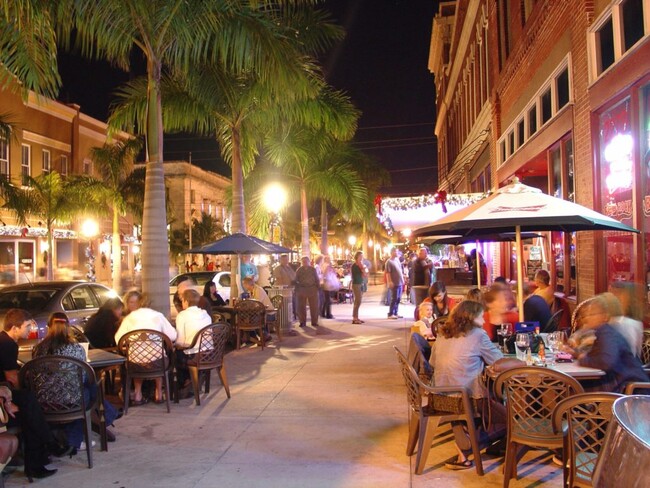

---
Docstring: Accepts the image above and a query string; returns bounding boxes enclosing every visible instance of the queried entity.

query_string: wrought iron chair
[640,331,650,368]
[552,392,623,488]
[268,295,283,342]
[19,356,107,468]
[542,309,564,333]
[184,323,231,406]
[234,299,267,350]
[117,329,174,414]
[394,346,484,476]
[494,366,584,487]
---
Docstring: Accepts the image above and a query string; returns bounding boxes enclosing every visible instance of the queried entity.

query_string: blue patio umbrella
[185,233,293,255]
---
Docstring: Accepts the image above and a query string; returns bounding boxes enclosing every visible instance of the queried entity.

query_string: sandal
[444,458,473,470]
[352,319,363,324]
[131,398,148,406]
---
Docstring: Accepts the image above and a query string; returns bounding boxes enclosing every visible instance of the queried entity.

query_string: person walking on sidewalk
[385,248,404,319]
[351,251,368,324]
[295,257,320,328]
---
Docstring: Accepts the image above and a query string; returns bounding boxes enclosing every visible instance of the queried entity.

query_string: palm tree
[261,134,368,257]
[76,0,337,313]
[0,0,64,98]
[191,212,226,248]
[89,138,144,293]
[0,171,99,280]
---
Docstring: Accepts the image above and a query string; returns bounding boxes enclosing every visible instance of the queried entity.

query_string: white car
[169,271,231,318]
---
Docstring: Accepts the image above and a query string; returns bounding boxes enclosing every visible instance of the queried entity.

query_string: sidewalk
[5,285,560,487]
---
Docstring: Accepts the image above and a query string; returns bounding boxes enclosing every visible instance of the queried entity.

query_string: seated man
[175,289,213,396]
[522,282,552,329]
[532,269,555,307]
[241,277,273,343]
[173,278,212,316]
[0,309,72,480]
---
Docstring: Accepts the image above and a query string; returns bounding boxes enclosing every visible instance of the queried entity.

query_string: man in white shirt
[175,289,213,396]
[114,296,177,405]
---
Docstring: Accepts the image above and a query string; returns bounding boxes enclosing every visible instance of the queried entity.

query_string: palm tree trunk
[47,221,54,281]
[141,60,170,315]
[112,208,121,293]
[320,200,328,256]
[300,184,310,258]
[230,124,246,298]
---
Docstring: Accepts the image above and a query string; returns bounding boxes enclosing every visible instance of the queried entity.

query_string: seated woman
[0,387,19,476]
[565,294,647,393]
[33,313,120,450]
[415,281,456,320]
[431,300,506,470]
[84,297,124,349]
[203,281,226,307]
[464,287,484,305]
[482,286,519,342]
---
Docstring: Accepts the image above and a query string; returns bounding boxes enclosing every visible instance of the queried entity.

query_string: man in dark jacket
[294,257,320,328]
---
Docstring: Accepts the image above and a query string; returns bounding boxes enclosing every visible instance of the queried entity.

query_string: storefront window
[642,85,650,306]
[600,98,635,284]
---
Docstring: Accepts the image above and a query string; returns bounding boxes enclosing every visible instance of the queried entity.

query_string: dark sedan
[0,281,118,337]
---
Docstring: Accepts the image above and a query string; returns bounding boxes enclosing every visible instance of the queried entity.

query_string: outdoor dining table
[18,348,126,370]
[485,357,605,380]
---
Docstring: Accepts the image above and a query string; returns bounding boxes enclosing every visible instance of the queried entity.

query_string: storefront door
[0,240,35,285]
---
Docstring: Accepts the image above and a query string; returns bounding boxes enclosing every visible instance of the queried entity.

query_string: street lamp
[263,183,287,243]
[348,235,357,249]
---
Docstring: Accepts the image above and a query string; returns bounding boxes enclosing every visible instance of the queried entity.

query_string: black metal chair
[184,323,231,406]
[542,309,564,333]
[19,356,107,468]
[234,299,267,350]
[268,295,283,342]
[117,329,174,414]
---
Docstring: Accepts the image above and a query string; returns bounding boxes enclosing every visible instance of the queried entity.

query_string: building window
[541,88,553,124]
[557,68,570,110]
[0,136,8,180]
[508,131,515,156]
[21,144,31,186]
[599,98,634,284]
[528,105,538,136]
[42,150,51,174]
[60,155,68,177]
[497,0,511,69]
[622,0,644,51]
[590,1,649,79]
[83,158,92,175]
[190,189,196,204]
[500,140,506,164]
[517,119,525,149]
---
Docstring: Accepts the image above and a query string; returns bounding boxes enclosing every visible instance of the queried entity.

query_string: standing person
[294,257,320,328]
[240,254,259,283]
[385,248,405,319]
[0,309,73,480]
[33,313,120,450]
[351,251,368,324]
[273,254,297,321]
[411,248,434,306]
[320,256,339,319]
[314,255,325,318]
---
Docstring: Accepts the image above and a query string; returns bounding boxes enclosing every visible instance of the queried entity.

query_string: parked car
[0,281,118,337]
[169,271,231,318]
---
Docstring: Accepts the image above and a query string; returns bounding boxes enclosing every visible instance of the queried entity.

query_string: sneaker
[388,315,398,319]
[395,315,403,319]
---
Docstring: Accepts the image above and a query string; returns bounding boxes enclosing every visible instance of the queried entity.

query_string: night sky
[56,0,438,197]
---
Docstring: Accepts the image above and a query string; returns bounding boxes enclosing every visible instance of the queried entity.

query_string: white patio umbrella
[413,179,639,319]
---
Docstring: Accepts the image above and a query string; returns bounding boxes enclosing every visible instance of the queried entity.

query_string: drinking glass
[497,323,512,353]
[515,333,530,361]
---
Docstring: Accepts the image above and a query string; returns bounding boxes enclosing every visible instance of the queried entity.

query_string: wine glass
[497,323,512,353]
[515,333,530,361]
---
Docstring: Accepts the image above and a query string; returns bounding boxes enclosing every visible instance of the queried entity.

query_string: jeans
[388,285,403,316]
[64,382,118,448]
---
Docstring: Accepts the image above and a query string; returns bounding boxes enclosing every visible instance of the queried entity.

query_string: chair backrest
[542,309,564,333]
[431,316,448,335]
[641,331,650,366]
[235,299,266,327]
[407,333,433,381]
[552,295,572,331]
[187,323,230,368]
[494,366,584,443]
[270,294,283,311]
[552,393,623,486]
[19,356,95,419]
[117,329,173,372]
[394,346,425,415]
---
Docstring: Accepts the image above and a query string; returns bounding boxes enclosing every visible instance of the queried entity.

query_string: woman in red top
[482,286,519,341]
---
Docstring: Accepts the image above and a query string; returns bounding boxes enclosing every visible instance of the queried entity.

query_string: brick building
[430,0,650,306]
[0,85,136,286]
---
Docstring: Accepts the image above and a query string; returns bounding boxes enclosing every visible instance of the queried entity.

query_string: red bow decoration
[434,190,448,213]
[374,194,382,215]
[21,227,28,237]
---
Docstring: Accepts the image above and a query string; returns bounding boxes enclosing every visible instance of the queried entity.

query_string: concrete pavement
[5,284,561,487]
